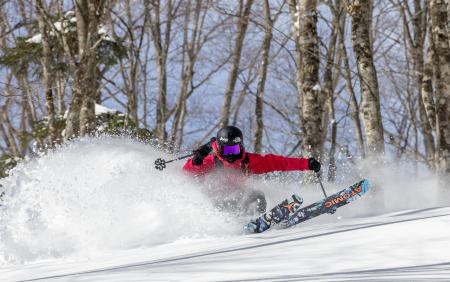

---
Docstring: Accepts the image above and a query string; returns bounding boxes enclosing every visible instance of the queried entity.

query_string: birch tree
[429,0,450,173]
[287,0,303,122]
[169,0,203,151]
[254,0,273,153]
[36,0,57,145]
[324,0,343,181]
[395,0,435,167]
[64,0,107,140]
[219,0,254,128]
[348,0,385,155]
[147,0,177,143]
[299,0,324,159]
[116,0,148,126]
[337,9,365,158]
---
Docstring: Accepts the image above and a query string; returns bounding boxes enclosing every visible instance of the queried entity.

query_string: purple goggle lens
[222,144,240,155]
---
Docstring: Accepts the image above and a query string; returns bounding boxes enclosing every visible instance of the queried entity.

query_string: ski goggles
[222,144,241,155]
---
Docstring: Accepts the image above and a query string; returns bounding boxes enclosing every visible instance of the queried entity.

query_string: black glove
[192,138,216,165]
[308,158,321,173]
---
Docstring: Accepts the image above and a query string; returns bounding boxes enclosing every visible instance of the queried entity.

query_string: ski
[245,179,370,233]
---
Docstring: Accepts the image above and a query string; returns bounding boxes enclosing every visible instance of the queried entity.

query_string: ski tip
[361,179,370,193]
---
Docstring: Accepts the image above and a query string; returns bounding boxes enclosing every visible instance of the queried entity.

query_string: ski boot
[244,194,303,233]
[285,194,303,215]
[244,213,272,233]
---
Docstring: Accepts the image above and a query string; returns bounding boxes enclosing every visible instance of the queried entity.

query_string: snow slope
[1,137,449,281]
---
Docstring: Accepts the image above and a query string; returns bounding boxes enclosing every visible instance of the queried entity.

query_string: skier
[183,125,321,214]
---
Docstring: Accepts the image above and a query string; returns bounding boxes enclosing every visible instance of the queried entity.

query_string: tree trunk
[348,0,385,155]
[170,0,207,151]
[148,0,174,143]
[287,0,304,122]
[298,0,323,159]
[324,0,341,182]
[15,71,47,149]
[219,0,254,128]
[400,0,436,167]
[64,81,82,140]
[254,0,273,153]
[0,99,19,157]
[56,70,66,115]
[36,0,57,145]
[170,0,193,151]
[80,1,103,136]
[422,39,437,131]
[125,0,139,126]
[414,1,436,167]
[64,0,105,140]
[338,11,366,158]
[430,0,450,173]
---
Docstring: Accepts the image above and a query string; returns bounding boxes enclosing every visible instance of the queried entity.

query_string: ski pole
[155,137,216,170]
[154,153,194,171]
[316,173,328,198]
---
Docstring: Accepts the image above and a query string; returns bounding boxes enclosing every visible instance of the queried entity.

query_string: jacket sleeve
[247,153,310,174]
[182,155,215,175]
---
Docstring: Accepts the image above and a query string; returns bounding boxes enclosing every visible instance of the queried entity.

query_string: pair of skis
[245,179,370,233]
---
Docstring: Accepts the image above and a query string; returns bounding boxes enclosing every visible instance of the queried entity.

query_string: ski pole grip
[154,153,194,171]
[154,158,167,170]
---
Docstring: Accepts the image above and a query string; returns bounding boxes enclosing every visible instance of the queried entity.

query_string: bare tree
[63,0,108,140]
[219,0,254,128]
[337,8,365,158]
[348,0,385,155]
[0,96,19,157]
[115,0,149,126]
[429,0,450,173]
[287,0,303,122]
[298,0,324,159]
[36,0,57,145]
[253,0,273,153]
[395,0,435,167]
[4,1,46,149]
[146,0,181,143]
[169,0,201,151]
[324,0,343,181]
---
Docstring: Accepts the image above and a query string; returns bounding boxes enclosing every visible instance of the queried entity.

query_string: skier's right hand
[192,138,216,165]
[308,158,321,173]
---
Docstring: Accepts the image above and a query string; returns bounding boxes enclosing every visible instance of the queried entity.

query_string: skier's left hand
[308,158,321,173]
[192,138,216,165]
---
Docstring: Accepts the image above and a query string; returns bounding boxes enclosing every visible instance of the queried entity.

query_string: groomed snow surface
[1,137,449,281]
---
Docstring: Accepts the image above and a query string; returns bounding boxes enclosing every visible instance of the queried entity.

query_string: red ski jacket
[183,140,310,176]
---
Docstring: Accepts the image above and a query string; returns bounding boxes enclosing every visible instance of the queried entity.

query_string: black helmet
[216,126,244,163]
